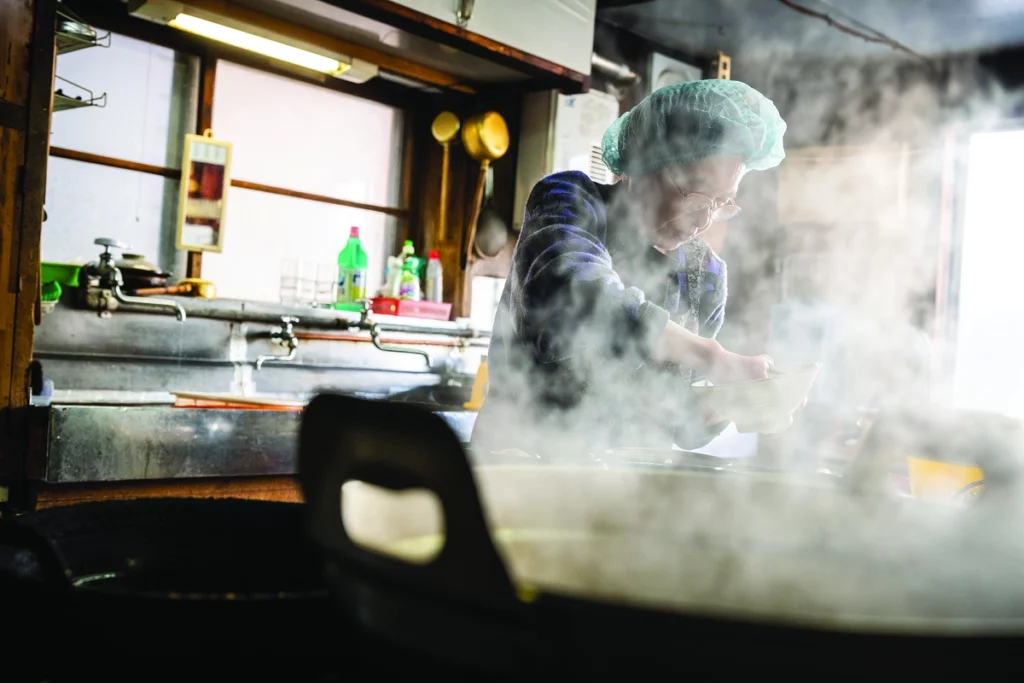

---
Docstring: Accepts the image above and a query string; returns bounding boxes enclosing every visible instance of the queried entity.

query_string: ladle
[461,111,509,269]
[431,111,461,242]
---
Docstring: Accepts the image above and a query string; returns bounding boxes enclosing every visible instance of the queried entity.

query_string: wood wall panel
[1,0,57,506]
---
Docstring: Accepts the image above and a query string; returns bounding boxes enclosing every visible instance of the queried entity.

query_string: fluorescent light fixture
[168,13,349,76]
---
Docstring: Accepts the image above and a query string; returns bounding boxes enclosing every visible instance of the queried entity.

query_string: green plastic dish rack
[41,262,81,288]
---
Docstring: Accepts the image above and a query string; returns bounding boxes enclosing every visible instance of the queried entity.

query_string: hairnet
[601,79,787,177]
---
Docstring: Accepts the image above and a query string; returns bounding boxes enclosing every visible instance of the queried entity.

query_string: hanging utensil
[431,112,461,243]
[133,277,217,300]
[473,166,509,258]
[461,111,509,269]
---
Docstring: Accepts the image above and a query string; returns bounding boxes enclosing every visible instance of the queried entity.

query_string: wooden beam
[49,146,410,218]
[65,0,446,109]
[197,54,217,134]
[0,99,28,131]
[188,55,218,279]
[230,179,409,218]
[49,145,178,177]
[324,0,589,94]
[70,0,473,94]
[1,0,58,504]
[184,0,476,93]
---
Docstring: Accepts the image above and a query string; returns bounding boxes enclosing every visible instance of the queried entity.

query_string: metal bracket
[711,51,732,80]
[455,0,474,28]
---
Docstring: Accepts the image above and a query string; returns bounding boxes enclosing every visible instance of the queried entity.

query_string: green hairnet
[601,79,787,177]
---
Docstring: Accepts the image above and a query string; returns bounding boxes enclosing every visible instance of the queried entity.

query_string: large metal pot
[0,498,335,655]
[300,394,1024,678]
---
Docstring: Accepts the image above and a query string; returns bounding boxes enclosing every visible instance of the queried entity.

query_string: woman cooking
[471,79,791,457]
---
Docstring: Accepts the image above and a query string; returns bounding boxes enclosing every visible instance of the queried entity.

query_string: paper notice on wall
[182,224,216,247]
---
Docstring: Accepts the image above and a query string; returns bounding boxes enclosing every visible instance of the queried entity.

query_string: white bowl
[691,362,821,433]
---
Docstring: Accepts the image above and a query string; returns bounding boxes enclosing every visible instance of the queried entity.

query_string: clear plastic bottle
[379,255,403,298]
[425,250,443,303]
[337,226,368,304]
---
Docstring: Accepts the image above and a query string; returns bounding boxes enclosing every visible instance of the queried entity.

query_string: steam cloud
[448,0,1024,625]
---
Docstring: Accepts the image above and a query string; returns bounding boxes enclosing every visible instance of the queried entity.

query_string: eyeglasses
[668,176,742,223]
[680,193,742,223]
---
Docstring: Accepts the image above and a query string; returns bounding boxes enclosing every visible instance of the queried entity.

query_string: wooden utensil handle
[439,143,451,242]
[133,285,188,296]
[463,161,489,270]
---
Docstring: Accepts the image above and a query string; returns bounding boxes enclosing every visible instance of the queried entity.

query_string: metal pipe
[255,341,296,370]
[112,285,186,322]
[175,303,484,339]
[370,324,432,368]
[591,53,640,84]
[294,331,489,348]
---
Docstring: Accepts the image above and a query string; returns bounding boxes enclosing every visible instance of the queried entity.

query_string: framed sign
[176,130,233,253]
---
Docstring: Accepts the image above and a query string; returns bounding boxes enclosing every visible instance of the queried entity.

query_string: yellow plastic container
[463,356,489,411]
[906,456,984,501]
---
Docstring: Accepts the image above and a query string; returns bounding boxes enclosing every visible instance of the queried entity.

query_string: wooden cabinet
[389,0,596,75]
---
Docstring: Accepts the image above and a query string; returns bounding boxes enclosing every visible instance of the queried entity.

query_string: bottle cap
[429,250,440,259]
[404,239,414,247]
[350,226,360,237]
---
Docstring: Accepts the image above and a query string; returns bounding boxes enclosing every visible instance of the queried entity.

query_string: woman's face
[630,157,745,252]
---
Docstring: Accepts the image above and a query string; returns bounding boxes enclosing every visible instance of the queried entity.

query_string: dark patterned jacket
[471,171,729,456]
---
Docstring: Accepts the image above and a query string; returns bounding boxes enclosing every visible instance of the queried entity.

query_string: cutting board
[171,391,306,411]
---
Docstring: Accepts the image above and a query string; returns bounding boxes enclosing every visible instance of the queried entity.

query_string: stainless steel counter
[35,298,488,398]
[37,404,478,483]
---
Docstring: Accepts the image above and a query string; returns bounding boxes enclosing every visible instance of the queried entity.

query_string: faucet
[256,316,299,370]
[357,300,431,368]
[94,238,186,322]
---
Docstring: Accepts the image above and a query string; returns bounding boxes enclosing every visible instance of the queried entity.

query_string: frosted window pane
[212,61,402,206]
[50,33,197,168]
[201,188,393,303]
[43,157,181,272]
[953,129,1024,418]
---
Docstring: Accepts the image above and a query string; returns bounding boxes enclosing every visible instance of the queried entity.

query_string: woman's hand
[651,321,772,385]
[706,348,772,385]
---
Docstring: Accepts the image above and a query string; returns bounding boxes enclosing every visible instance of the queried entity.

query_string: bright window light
[953,129,1024,417]
[168,14,347,76]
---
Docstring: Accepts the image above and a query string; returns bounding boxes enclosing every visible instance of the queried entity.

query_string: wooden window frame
[48,9,422,279]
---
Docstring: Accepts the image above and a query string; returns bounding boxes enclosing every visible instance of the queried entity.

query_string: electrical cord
[777,0,930,64]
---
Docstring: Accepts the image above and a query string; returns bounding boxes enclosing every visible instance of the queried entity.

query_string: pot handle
[0,521,72,589]
[299,393,517,603]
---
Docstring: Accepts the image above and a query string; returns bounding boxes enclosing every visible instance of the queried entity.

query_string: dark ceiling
[598,0,1024,61]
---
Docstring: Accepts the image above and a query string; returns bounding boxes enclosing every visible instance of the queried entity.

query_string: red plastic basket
[370,297,452,321]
